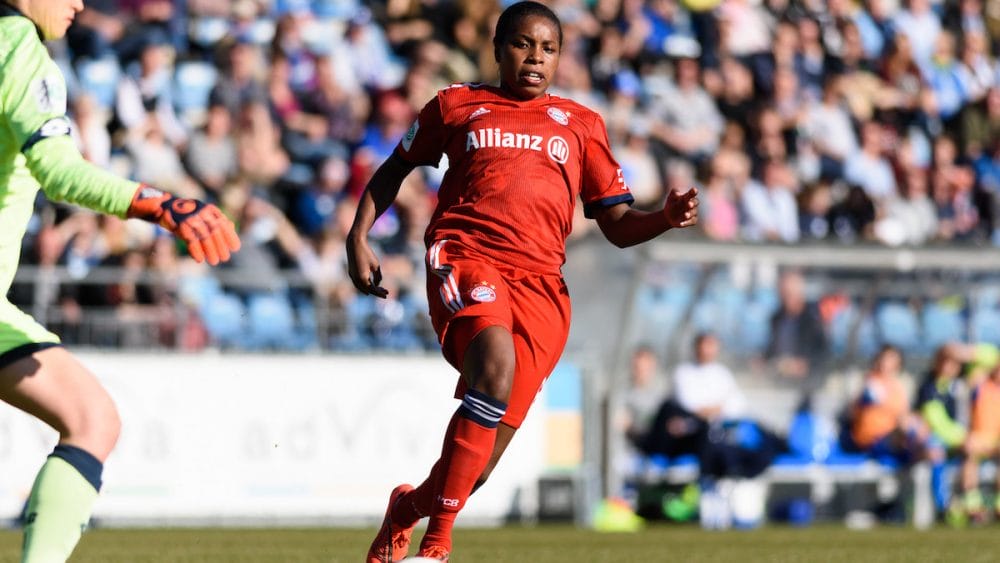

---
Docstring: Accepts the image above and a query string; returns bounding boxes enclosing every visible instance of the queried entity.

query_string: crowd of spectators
[13,0,1000,351]
[617,336,1000,525]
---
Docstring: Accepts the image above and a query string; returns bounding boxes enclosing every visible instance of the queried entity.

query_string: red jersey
[395,84,633,276]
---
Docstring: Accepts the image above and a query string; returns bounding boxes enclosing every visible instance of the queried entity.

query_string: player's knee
[465,327,515,401]
[64,399,121,461]
[473,354,514,400]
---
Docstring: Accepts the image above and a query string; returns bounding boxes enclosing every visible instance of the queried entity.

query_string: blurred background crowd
[11,0,1000,354]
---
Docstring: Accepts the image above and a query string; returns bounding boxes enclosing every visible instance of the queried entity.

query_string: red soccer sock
[419,390,506,552]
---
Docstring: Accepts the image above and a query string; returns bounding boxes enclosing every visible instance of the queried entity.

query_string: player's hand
[664,187,699,229]
[127,185,241,265]
[346,233,388,298]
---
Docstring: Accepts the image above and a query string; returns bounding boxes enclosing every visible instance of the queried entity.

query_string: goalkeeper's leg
[0,346,120,563]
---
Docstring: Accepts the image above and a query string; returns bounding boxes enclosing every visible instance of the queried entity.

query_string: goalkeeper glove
[127,185,241,265]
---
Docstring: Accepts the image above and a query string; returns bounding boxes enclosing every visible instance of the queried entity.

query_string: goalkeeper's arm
[24,133,240,265]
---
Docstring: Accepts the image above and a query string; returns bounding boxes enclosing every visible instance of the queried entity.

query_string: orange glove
[127,185,241,265]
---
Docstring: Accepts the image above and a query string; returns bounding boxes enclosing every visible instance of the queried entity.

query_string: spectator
[915,344,968,515]
[798,181,834,241]
[69,94,112,169]
[892,0,942,72]
[673,332,748,422]
[66,0,128,62]
[234,100,290,188]
[876,165,938,246]
[922,31,969,128]
[801,74,858,181]
[952,344,1000,524]
[267,51,344,167]
[828,183,877,242]
[880,31,924,129]
[699,151,741,241]
[124,116,202,199]
[848,344,927,464]
[617,344,669,456]
[844,120,898,203]
[741,159,800,243]
[649,39,723,165]
[114,31,187,149]
[184,103,238,195]
[208,39,268,119]
[765,269,828,381]
[614,122,664,210]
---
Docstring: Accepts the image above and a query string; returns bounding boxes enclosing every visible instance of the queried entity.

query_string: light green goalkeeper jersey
[1,13,139,300]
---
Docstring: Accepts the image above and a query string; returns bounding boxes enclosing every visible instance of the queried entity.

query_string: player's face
[496,15,561,100]
[22,0,84,40]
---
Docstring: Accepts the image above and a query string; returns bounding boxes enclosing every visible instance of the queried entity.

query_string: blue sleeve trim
[20,116,72,153]
[583,193,634,219]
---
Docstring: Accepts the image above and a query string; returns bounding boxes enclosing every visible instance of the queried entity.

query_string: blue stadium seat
[179,274,222,309]
[691,285,745,345]
[829,305,856,357]
[971,308,1000,346]
[633,285,691,342]
[201,292,246,349]
[921,303,965,352]
[973,284,1000,311]
[875,302,920,353]
[737,301,773,355]
[247,292,297,350]
[173,61,218,123]
[293,299,320,350]
[830,304,879,359]
[750,285,780,314]
[75,57,121,110]
[311,0,360,19]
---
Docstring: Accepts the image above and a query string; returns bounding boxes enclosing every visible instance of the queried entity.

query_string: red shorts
[425,240,571,428]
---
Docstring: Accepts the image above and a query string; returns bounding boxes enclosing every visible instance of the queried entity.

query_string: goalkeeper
[0,1,240,561]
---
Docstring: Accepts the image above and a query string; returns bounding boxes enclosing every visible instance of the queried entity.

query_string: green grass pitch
[2,525,999,562]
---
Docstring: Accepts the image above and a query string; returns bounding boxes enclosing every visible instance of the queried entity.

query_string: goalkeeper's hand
[127,185,241,265]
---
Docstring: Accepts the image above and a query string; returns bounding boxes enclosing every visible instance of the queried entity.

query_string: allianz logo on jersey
[465,128,570,164]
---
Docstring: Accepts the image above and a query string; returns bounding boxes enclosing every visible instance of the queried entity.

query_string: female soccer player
[0,2,240,561]
[348,2,698,560]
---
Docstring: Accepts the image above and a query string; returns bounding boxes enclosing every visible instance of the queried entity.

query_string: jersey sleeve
[580,113,634,219]
[393,94,447,168]
[1,20,66,151]
[1,19,136,216]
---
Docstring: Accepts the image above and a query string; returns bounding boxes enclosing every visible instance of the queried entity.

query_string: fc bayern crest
[547,107,569,125]
[470,284,497,303]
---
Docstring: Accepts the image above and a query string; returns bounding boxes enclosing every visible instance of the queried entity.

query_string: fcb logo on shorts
[470,282,497,303]
[547,107,569,125]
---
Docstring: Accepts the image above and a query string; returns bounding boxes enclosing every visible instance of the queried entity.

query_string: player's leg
[959,433,989,521]
[415,271,570,550]
[369,250,513,562]
[417,323,514,557]
[0,345,120,563]
[473,422,516,493]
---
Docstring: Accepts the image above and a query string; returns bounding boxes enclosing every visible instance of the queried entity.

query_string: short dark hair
[493,1,563,50]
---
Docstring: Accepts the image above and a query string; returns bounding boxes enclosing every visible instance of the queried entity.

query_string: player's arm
[25,137,240,264]
[3,23,238,265]
[347,92,445,297]
[593,188,699,248]
[580,111,698,247]
[346,152,417,297]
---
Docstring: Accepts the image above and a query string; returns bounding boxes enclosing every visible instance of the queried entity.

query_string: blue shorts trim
[0,342,62,370]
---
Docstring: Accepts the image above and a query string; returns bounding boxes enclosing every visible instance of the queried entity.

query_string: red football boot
[366,484,416,562]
